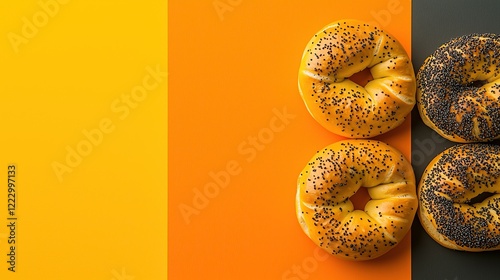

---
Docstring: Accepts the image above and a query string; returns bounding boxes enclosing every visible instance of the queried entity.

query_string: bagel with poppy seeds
[418,144,500,251]
[417,33,500,143]
[296,140,417,260]
[298,19,416,138]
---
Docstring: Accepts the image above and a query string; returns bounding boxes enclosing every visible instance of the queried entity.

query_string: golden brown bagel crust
[417,34,500,143]
[296,140,417,260]
[418,144,500,251]
[298,19,416,138]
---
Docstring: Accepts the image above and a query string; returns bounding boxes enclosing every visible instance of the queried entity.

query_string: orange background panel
[169,0,413,279]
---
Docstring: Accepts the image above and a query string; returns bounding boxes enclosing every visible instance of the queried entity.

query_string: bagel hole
[347,68,373,87]
[351,187,371,211]
[468,79,488,88]
[467,192,496,205]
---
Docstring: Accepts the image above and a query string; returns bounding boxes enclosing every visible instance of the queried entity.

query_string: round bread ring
[417,33,500,143]
[418,144,500,251]
[296,140,417,260]
[298,19,416,138]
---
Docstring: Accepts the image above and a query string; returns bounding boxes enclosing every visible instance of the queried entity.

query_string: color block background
[0,1,167,279]
[4,0,500,279]
[411,0,500,279]
[169,0,413,279]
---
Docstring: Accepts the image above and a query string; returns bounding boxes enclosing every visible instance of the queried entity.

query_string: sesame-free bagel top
[296,140,417,260]
[417,33,500,143]
[298,19,416,138]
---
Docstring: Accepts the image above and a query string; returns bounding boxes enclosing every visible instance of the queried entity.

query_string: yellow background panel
[0,1,167,279]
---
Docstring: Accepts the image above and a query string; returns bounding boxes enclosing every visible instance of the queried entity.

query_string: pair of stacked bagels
[296,20,500,260]
[296,19,418,260]
[417,33,500,252]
